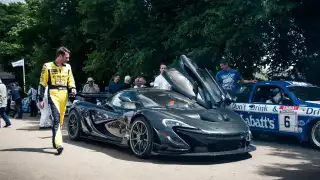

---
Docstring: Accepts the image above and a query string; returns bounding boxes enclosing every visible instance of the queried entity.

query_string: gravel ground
[0,116,319,180]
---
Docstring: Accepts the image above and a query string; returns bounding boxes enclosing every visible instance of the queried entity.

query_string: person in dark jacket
[11,82,22,119]
[27,85,38,117]
[108,75,122,94]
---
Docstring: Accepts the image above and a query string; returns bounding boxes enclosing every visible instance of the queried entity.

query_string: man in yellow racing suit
[38,47,76,155]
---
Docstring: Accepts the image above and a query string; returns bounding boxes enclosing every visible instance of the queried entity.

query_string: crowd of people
[80,60,257,99]
[0,81,52,128]
[81,63,171,94]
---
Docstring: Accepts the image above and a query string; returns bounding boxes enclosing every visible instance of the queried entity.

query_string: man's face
[220,63,229,70]
[58,52,70,64]
[139,78,146,85]
[88,81,93,86]
[160,64,166,74]
[114,76,120,82]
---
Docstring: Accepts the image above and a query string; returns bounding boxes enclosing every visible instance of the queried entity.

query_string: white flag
[11,59,24,67]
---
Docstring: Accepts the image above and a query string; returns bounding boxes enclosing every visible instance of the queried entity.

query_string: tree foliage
[1,0,320,89]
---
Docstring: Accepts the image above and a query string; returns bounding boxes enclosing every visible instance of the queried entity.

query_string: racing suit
[38,61,76,150]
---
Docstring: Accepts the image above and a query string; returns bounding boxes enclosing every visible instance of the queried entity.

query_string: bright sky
[0,0,25,4]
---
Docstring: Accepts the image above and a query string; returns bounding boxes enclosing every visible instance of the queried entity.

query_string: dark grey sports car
[67,55,256,158]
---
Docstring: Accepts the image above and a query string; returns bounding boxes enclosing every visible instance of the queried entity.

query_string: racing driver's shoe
[56,145,64,155]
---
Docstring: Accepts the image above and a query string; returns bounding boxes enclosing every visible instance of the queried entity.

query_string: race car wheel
[68,110,81,141]
[309,120,320,149]
[129,117,153,159]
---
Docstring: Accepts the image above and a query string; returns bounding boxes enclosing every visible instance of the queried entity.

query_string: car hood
[158,108,248,135]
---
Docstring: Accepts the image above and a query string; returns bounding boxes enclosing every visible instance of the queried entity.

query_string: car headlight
[162,119,196,129]
[245,130,252,141]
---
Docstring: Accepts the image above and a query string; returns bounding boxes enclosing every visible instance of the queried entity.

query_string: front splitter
[152,145,256,156]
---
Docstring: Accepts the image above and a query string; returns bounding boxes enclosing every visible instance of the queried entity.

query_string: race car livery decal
[248,104,268,112]
[232,103,247,111]
[279,106,299,111]
[278,108,298,132]
[232,103,278,114]
[232,103,310,133]
[239,114,275,129]
[232,103,320,117]
[304,107,320,116]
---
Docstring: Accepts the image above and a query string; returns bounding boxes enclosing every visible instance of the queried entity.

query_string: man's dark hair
[219,60,229,65]
[56,46,70,57]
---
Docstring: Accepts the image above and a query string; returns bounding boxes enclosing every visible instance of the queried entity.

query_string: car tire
[129,117,153,159]
[309,120,320,150]
[68,110,81,141]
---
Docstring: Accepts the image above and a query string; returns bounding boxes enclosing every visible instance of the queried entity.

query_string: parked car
[232,81,320,149]
[67,55,255,158]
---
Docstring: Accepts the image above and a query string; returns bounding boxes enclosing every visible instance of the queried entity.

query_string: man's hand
[39,101,44,109]
[71,88,77,95]
[251,79,258,83]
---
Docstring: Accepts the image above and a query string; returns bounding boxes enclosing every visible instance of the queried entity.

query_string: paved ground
[0,116,319,180]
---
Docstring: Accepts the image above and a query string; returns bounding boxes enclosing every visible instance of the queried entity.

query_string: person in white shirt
[154,64,171,90]
[82,77,100,93]
[0,79,11,128]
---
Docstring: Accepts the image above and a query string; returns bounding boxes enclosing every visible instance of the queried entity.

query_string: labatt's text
[239,114,275,129]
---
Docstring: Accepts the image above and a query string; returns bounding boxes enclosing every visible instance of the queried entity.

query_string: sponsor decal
[279,106,299,110]
[239,114,275,129]
[273,106,278,113]
[306,107,320,116]
[233,103,246,111]
[279,106,299,114]
[248,104,268,112]
[298,120,305,126]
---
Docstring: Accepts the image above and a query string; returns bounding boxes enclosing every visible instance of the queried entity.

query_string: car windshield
[137,91,204,109]
[288,86,320,101]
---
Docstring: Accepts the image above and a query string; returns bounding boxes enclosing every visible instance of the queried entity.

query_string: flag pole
[11,58,26,92]
[23,61,25,93]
